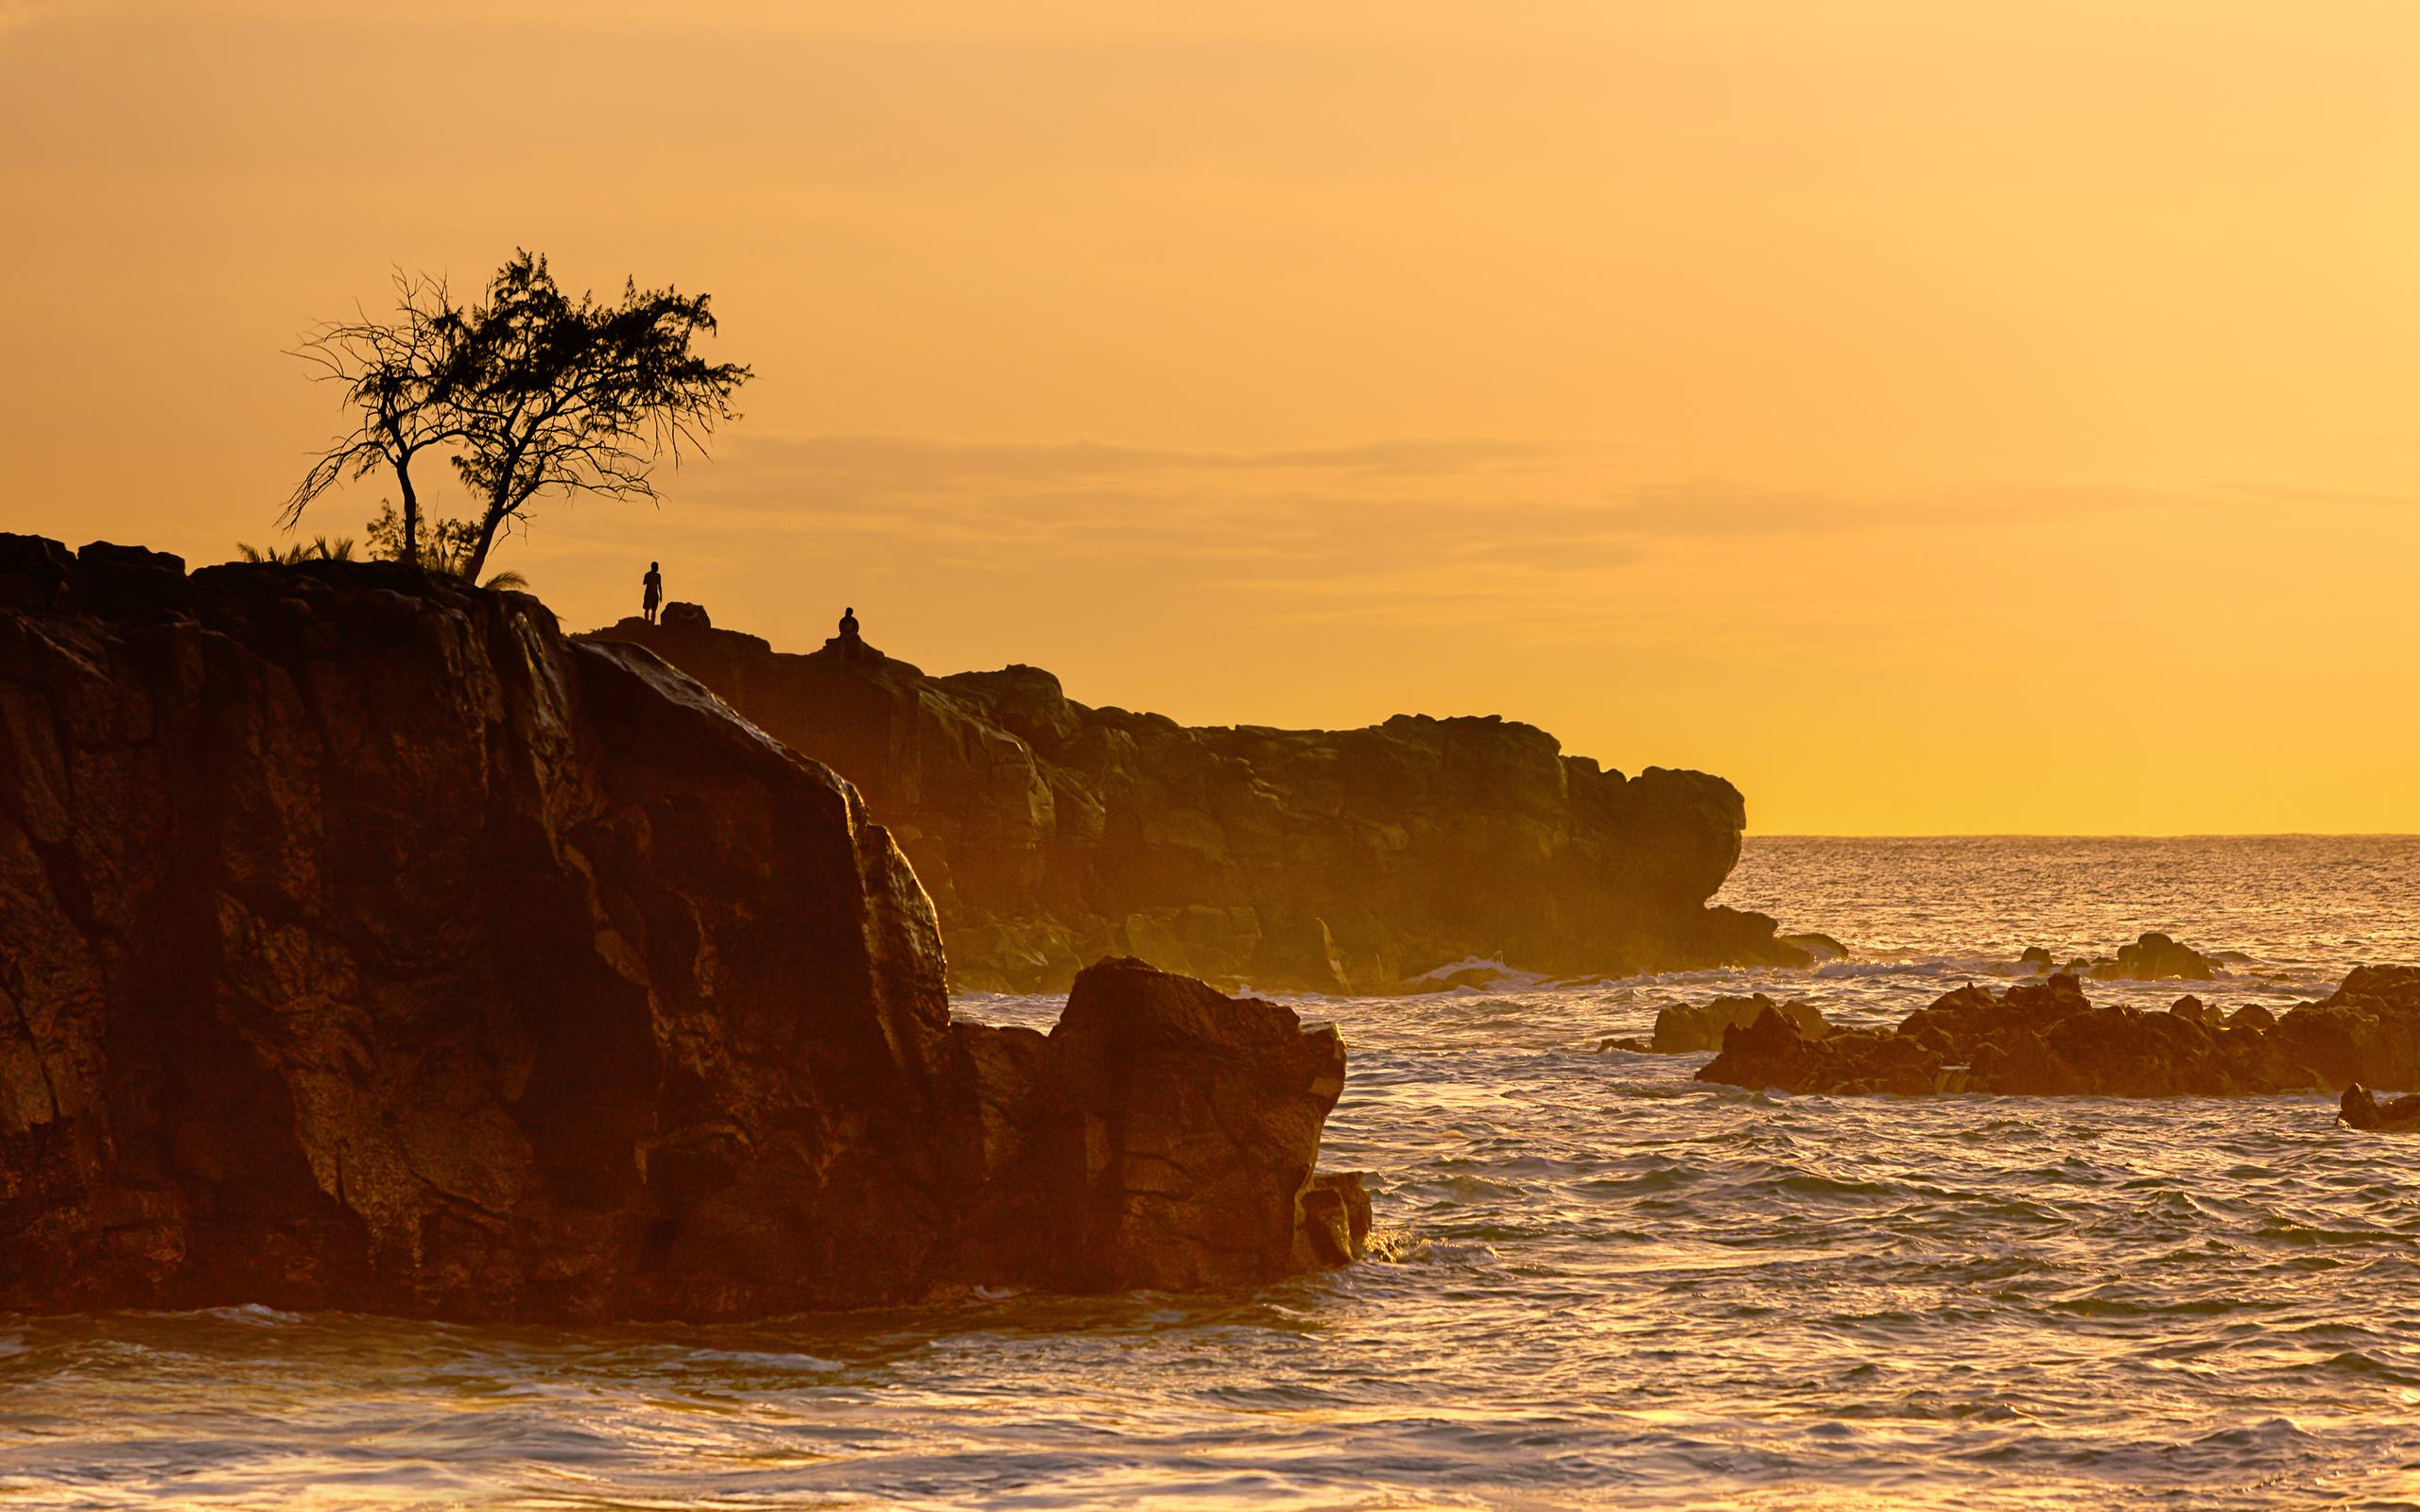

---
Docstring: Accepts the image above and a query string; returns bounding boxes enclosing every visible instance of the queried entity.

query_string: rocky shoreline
[1692,966,2420,1100]
[586,606,1806,994]
[0,537,1364,1320]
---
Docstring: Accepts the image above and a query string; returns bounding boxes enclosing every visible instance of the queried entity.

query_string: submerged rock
[1781,932,1850,963]
[0,537,1363,1320]
[583,612,1811,993]
[1699,967,2420,1100]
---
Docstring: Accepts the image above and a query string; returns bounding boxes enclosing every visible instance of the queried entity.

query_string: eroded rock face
[0,537,1362,1320]
[1698,968,2420,1099]
[951,958,1358,1291]
[584,614,1805,992]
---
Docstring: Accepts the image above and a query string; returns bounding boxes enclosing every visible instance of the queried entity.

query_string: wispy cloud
[528,431,2214,642]
[2225,482,2420,511]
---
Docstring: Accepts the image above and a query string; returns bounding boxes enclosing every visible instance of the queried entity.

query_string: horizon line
[1747,832,2420,841]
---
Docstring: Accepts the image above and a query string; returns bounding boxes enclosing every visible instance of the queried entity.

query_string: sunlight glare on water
[5,837,2420,1509]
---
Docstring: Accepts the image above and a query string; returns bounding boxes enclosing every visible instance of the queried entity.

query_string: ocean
[6,836,2419,1510]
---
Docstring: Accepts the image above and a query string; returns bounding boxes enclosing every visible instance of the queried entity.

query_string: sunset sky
[5,1,2417,833]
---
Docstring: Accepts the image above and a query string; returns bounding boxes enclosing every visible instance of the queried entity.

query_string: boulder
[2340,1084,2420,1132]
[582,613,1813,993]
[2089,932,2221,982]
[0,540,1365,1320]
[949,958,1359,1290]
[1649,993,1828,1054]
[2018,946,2056,973]
[1700,1005,1934,1095]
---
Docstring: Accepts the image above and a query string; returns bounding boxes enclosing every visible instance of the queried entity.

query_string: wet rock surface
[2340,1083,2420,1131]
[1699,966,2420,1099]
[2089,931,2221,982]
[587,612,1804,992]
[951,958,1358,1291]
[0,537,1361,1320]
[1644,994,1829,1055]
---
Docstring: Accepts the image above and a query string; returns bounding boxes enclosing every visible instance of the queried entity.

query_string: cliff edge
[0,537,1362,1320]
[589,608,1802,992]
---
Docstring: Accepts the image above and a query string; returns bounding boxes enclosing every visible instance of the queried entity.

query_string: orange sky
[5,1,2417,833]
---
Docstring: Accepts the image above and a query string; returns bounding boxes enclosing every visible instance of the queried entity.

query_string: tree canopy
[282,251,751,581]
[282,272,474,568]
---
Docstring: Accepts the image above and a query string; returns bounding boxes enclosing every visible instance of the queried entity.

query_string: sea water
[6,836,2419,1510]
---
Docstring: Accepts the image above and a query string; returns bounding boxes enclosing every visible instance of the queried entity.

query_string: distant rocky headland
[588,605,1804,993]
[0,537,1364,1320]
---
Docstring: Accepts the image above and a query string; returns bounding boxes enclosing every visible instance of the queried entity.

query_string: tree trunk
[464,499,509,584]
[394,460,422,569]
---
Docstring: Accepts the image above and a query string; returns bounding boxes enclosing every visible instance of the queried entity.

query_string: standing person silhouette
[642,561,663,625]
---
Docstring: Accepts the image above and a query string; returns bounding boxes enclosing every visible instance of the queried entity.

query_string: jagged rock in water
[1703,1004,1938,1095]
[1697,967,2420,1100]
[582,612,1808,993]
[2339,1084,2420,1131]
[2088,931,2221,982]
[1649,993,1829,1054]
[0,536,1363,1321]
[950,958,1357,1291]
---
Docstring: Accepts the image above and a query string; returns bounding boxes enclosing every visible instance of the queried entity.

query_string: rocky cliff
[0,536,1363,1320]
[588,609,1801,992]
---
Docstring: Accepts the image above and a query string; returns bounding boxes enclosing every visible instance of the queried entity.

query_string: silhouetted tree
[449,251,752,581]
[282,273,474,567]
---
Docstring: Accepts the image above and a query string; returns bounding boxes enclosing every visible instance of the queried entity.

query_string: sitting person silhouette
[642,561,664,625]
[826,605,871,661]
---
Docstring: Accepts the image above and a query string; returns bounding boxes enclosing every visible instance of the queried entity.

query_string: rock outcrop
[0,536,1363,1321]
[1618,993,1829,1055]
[950,958,1365,1290]
[2339,1084,2420,1131]
[2088,931,2221,982]
[585,613,1805,993]
[1698,966,2420,1099]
